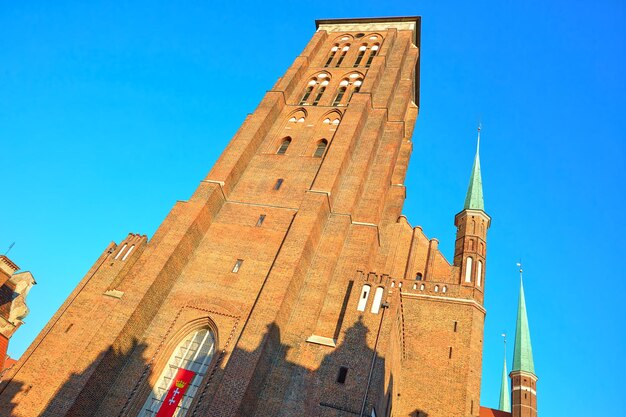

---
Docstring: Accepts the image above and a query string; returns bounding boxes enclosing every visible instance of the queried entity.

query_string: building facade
[0,17,537,417]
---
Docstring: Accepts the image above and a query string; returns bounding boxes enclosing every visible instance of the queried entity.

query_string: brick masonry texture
[0,17,498,417]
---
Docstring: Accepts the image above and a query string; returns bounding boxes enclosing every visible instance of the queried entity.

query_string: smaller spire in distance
[499,333,511,412]
[463,125,485,211]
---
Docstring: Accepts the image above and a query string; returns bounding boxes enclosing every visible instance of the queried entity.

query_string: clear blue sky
[1,1,624,415]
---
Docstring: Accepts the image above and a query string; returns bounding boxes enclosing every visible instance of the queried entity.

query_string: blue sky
[1,1,624,415]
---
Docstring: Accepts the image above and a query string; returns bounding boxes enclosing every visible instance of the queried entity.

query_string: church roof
[480,406,511,417]
[464,130,485,211]
[512,276,535,374]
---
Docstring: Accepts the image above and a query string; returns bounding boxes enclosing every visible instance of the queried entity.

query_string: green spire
[499,337,511,412]
[463,128,485,211]
[512,267,535,374]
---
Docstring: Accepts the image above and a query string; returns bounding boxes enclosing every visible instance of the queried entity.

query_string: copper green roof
[512,276,535,374]
[463,131,485,211]
[499,349,511,412]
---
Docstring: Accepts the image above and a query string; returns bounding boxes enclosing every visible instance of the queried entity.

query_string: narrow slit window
[277,138,291,155]
[449,347,453,359]
[477,260,483,287]
[313,139,328,158]
[357,284,371,311]
[122,244,135,261]
[299,81,316,105]
[370,287,384,314]
[232,259,243,273]
[354,46,367,67]
[274,178,284,190]
[256,214,266,227]
[336,366,348,384]
[454,321,458,332]
[365,45,379,68]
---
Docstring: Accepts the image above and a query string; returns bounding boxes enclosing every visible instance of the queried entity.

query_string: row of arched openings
[276,137,328,158]
[323,33,381,68]
[464,257,483,287]
[356,284,384,314]
[299,72,363,107]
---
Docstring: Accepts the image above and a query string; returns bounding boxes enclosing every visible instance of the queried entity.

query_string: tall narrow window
[300,80,317,105]
[337,366,348,384]
[232,259,243,273]
[324,46,338,67]
[313,139,328,158]
[138,328,215,417]
[353,45,367,67]
[365,45,379,68]
[256,214,266,227]
[370,287,384,314]
[347,80,362,103]
[477,260,483,287]
[274,178,284,190]
[335,46,349,67]
[115,243,128,260]
[333,80,349,106]
[312,85,326,106]
[465,257,473,283]
[276,138,291,155]
[356,284,371,311]
[122,244,135,261]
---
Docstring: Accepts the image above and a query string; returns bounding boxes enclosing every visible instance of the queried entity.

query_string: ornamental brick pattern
[0,16,508,417]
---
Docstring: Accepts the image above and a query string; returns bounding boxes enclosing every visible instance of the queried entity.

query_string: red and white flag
[155,368,196,417]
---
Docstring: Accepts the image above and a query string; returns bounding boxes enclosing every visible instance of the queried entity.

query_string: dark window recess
[336,366,348,383]
[277,138,291,155]
[354,50,365,67]
[312,87,326,106]
[256,214,266,227]
[448,347,453,359]
[332,88,346,106]
[274,179,284,190]
[324,51,336,67]
[365,49,377,68]
[299,87,313,105]
[415,273,423,281]
[453,321,458,332]
[314,140,328,158]
[336,52,346,67]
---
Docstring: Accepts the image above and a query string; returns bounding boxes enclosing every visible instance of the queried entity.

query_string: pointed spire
[499,334,511,412]
[512,264,535,374]
[463,126,485,211]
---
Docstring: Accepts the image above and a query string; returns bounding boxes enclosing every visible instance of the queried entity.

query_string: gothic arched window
[277,138,291,155]
[335,45,350,67]
[313,139,328,158]
[365,44,379,68]
[139,328,216,417]
[354,45,367,67]
[324,45,339,67]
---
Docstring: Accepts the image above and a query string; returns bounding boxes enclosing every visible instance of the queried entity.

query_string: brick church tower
[0,17,529,417]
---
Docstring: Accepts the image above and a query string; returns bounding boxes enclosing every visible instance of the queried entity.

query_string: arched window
[370,287,384,314]
[324,45,339,67]
[354,45,367,67]
[434,285,439,293]
[415,273,423,281]
[365,44,379,68]
[347,79,362,103]
[313,139,328,158]
[357,284,371,312]
[465,257,473,283]
[442,285,448,293]
[139,328,216,417]
[477,260,483,287]
[115,243,128,260]
[312,80,329,106]
[122,244,135,261]
[332,85,347,106]
[335,45,350,67]
[277,138,291,155]
[299,82,315,105]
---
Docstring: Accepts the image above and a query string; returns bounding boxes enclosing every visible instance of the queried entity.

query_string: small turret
[454,127,491,302]
[510,265,538,417]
